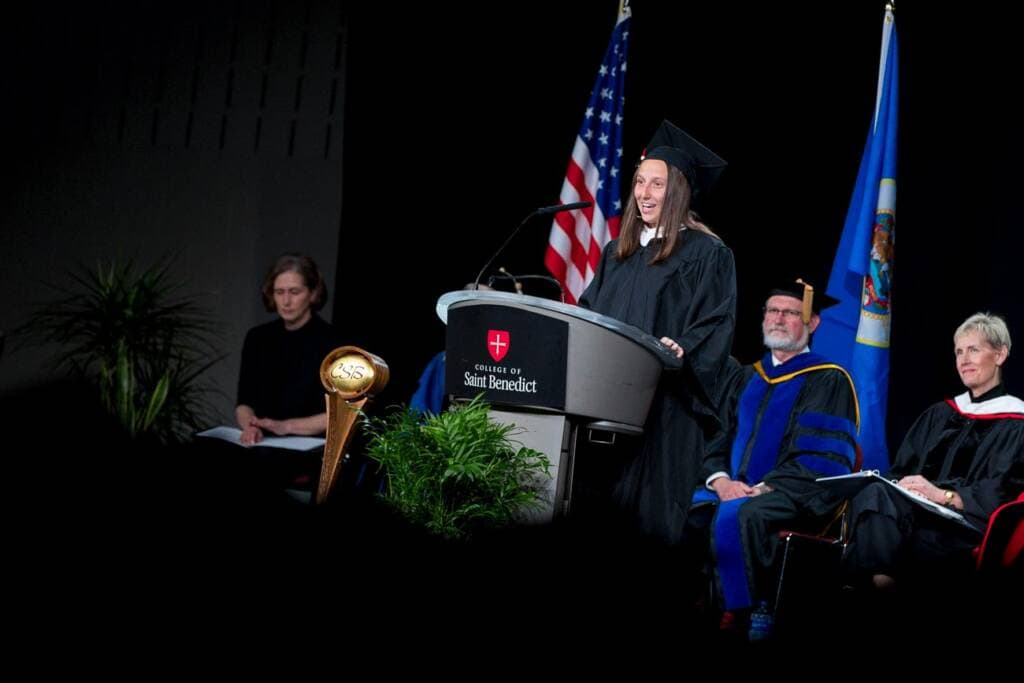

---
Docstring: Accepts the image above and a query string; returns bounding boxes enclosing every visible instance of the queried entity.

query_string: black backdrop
[339,1,1024,454]
[2,1,1020,456]
[1,0,1019,639]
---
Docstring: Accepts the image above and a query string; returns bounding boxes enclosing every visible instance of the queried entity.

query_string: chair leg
[773,534,795,613]
[772,534,844,638]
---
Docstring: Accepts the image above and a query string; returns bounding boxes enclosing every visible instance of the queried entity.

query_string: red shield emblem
[487,329,510,362]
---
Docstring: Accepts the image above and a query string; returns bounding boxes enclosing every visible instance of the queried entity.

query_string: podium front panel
[442,291,667,428]
[446,305,568,410]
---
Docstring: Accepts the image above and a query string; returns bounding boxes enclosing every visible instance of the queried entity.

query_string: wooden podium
[437,290,681,521]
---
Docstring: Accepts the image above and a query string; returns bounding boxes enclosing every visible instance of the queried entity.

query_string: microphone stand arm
[472,209,540,291]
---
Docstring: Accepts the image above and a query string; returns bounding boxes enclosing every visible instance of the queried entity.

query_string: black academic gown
[698,352,859,610]
[578,229,736,544]
[844,385,1024,580]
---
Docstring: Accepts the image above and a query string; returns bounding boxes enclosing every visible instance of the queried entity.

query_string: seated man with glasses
[688,278,859,635]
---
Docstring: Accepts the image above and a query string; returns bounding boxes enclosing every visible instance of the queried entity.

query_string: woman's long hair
[616,163,720,264]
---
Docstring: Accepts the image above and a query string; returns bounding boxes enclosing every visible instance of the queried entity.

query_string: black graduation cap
[767,277,839,323]
[641,120,727,198]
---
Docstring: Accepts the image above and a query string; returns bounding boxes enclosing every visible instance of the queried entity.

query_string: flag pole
[544,2,632,304]
[811,5,898,471]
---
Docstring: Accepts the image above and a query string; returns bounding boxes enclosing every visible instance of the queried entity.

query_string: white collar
[639,225,686,247]
[952,391,1024,416]
[639,226,660,246]
[770,347,810,366]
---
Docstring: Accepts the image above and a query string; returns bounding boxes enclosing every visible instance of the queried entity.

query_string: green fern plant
[19,259,223,444]
[364,395,551,540]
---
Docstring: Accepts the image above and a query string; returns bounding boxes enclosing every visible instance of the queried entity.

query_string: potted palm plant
[19,259,223,445]
[364,395,551,541]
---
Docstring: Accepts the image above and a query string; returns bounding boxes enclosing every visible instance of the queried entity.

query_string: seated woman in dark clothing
[233,253,341,490]
[236,253,339,444]
[843,312,1024,588]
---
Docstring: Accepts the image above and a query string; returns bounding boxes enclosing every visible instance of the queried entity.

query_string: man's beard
[763,326,809,352]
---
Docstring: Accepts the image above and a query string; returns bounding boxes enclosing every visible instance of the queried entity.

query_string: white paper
[815,470,979,532]
[196,426,325,452]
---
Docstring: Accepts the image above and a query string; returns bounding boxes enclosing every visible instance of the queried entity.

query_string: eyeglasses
[763,307,803,320]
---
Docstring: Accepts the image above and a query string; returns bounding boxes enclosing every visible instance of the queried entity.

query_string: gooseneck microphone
[534,200,593,216]
[498,267,524,294]
[472,200,593,291]
[488,272,567,303]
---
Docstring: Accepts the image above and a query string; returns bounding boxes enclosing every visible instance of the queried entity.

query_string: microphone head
[536,200,593,215]
[498,267,524,294]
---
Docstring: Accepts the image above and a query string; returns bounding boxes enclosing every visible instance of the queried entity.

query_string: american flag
[544,2,631,304]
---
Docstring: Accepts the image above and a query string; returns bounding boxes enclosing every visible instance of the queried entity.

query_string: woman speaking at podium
[578,120,736,545]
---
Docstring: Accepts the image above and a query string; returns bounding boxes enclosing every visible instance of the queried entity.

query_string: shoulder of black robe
[958,417,1024,522]
[889,400,958,479]
[669,232,737,421]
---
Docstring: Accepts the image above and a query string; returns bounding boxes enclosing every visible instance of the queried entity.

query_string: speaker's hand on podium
[659,336,685,359]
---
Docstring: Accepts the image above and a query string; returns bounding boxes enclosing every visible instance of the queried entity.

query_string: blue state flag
[812,6,898,472]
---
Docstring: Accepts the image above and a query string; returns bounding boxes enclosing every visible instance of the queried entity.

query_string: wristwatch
[943,489,956,507]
